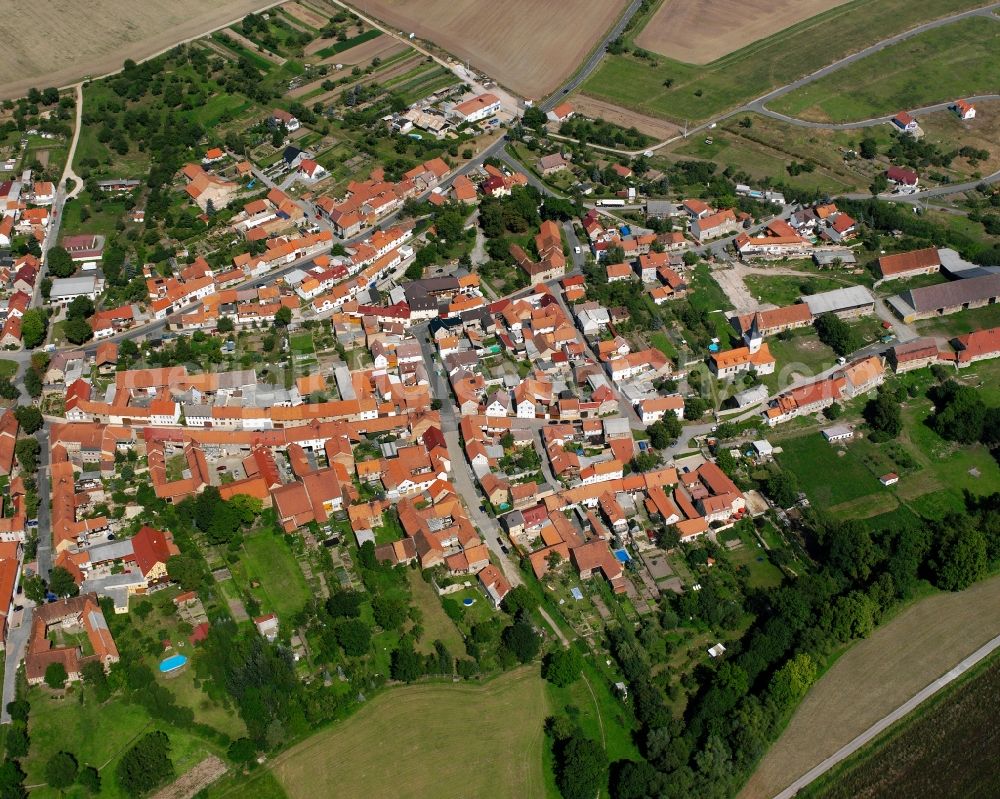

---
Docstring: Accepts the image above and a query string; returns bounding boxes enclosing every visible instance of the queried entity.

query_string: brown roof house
[26,593,119,685]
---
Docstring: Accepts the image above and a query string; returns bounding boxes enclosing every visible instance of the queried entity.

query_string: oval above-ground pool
[462,598,475,607]
[159,654,188,673]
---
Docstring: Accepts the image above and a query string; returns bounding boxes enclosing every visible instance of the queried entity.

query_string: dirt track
[636,0,853,65]
[0,0,281,100]
[740,573,1000,799]
[348,0,630,99]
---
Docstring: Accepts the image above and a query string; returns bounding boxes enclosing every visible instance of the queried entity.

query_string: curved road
[754,94,1000,131]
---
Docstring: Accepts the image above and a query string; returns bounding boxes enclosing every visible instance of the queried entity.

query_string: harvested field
[568,96,680,140]
[740,573,1000,799]
[284,1,328,28]
[800,651,1000,799]
[292,52,420,102]
[636,0,853,64]
[349,0,630,99]
[271,667,549,799]
[0,0,277,100]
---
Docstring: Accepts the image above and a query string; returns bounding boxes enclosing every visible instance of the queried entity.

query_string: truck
[597,199,626,207]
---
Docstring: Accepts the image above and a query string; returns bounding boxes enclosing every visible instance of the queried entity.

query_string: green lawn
[915,302,1000,338]
[289,333,315,354]
[775,433,885,508]
[0,360,18,381]
[650,331,678,359]
[770,17,1000,122]
[744,274,849,307]
[728,532,785,589]
[767,328,838,380]
[25,687,218,799]
[60,190,128,240]
[239,533,311,623]
[582,0,987,122]
[405,569,466,657]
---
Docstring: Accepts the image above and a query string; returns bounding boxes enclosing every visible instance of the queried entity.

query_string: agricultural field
[769,17,1000,122]
[351,0,630,99]
[0,0,275,100]
[740,573,1000,799]
[635,0,852,65]
[269,667,549,799]
[582,0,989,122]
[799,652,1000,799]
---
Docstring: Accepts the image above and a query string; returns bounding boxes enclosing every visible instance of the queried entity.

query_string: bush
[501,620,540,664]
[116,731,173,796]
[542,647,583,687]
[44,662,68,689]
[45,751,78,790]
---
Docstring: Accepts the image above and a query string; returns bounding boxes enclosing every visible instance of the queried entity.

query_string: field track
[0,0,280,100]
[740,573,1000,799]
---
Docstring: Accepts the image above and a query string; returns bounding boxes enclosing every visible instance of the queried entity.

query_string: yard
[774,433,885,509]
[25,686,220,799]
[236,533,311,624]
[406,569,466,657]
[269,666,549,799]
[744,274,849,308]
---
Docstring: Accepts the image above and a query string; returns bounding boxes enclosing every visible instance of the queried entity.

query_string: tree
[930,514,987,591]
[610,759,662,799]
[227,737,256,765]
[274,306,292,327]
[229,494,263,525]
[542,647,583,687]
[217,317,235,333]
[683,397,708,421]
[24,367,43,398]
[45,752,78,790]
[167,553,204,591]
[21,309,48,349]
[765,471,799,508]
[22,575,46,603]
[45,662,68,689]
[14,438,39,473]
[870,174,889,196]
[522,106,547,130]
[502,619,540,663]
[326,590,364,619]
[390,643,423,682]
[859,137,878,159]
[813,313,856,356]
[48,566,79,598]
[864,391,902,439]
[554,729,608,799]
[116,732,173,796]
[64,317,94,345]
[335,619,371,657]
[77,766,100,794]
[66,296,95,320]
[647,416,682,449]
[13,406,42,434]
[373,595,407,630]
[929,381,986,443]
[45,246,75,278]
[502,585,537,616]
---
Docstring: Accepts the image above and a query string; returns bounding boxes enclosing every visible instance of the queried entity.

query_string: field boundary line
[772,631,1000,798]
[581,673,606,750]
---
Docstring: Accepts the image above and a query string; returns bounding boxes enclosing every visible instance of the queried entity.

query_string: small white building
[49,275,100,306]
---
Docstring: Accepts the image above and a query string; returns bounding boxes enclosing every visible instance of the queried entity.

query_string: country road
[772,631,1000,799]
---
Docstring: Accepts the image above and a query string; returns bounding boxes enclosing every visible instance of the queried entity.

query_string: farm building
[801,286,875,319]
[889,339,945,373]
[877,248,941,281]
[887,273,1000,323]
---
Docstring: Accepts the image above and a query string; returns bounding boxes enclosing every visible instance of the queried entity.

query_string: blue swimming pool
[613,548,631,564]
[159,654,188,673]
[462,598,475,607]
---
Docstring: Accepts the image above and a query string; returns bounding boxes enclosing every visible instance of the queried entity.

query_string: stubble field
[269,666,550,799]
[635,0,853,64]
[0,0,278,100]
[348,0,630,99]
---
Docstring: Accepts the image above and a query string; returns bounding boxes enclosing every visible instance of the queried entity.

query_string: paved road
[0,605,32,723]
[773,630,1000,799]
[754,94,1000,130]
[539,0,645,112]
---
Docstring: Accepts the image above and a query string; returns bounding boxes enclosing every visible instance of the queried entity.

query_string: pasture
[770,17,1000,122]
[270,667,549,799]
[583,0,988,122]
[799,652,1000,799]
[0,0,276,100]
[740,573,1000,799]
[351,0,630,99]
[635,0,852,65]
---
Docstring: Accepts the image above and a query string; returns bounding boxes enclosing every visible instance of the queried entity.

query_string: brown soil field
[0,0,279,100]
[635,0,853,65]
[348,0,630,99]
[569,96,680,140]
[284,1,328,28]
[740,573,1000,799]
[320,36,408,66]
[304,23,368,56]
